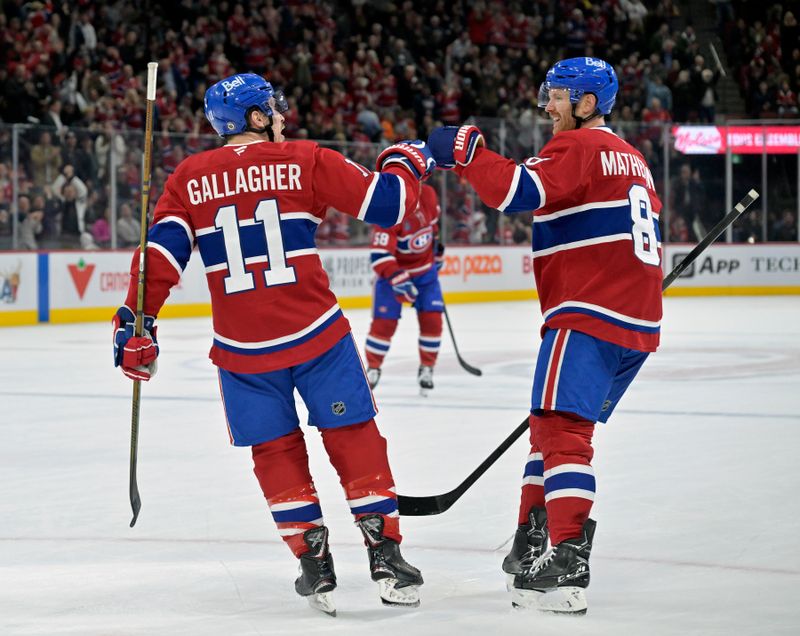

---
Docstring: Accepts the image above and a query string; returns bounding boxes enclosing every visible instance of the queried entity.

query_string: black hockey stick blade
[398,418,529,515]
[662,189,758,289]
[398,190,759,517]
[443,304,482,376]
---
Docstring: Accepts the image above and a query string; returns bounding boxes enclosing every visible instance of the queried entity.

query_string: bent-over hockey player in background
[428,57,663,615]
[364,179,445,395]
[112,73,435,615]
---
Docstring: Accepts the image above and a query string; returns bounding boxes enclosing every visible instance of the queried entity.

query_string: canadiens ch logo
[331,401,346,416]
[68,258,96,300]
[409,229,433,253]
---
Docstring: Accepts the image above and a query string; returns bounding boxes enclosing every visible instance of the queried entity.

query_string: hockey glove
[389,270,419,304]
[113,305,159,381]
[435,242,445,271]
[427,125,484,169]
[376,140,436,180]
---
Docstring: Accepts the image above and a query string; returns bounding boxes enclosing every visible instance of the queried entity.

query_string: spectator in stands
[51,165,89,247]
[91,208,111,248]
[116,202,140,247]
[697,68,720,123]
[770,209,797,241]
[19,196,44,251]
[776,78,799,116]
[41,100,67,139]
[751,80,776,117]
[30,131,62,189]
[671,163,706,241]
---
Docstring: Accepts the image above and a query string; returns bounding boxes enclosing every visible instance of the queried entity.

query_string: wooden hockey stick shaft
[129,62,158,528]
[398,189,759,516]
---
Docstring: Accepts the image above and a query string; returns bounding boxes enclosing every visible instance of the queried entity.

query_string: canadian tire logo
[68,258,95,299]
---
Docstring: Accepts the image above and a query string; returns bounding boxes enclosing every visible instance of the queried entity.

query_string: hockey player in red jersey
[112,73,435,614]
[364,180,445,394]
[429,57,663,615]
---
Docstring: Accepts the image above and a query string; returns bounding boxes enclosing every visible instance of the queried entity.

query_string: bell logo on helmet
[222,75,246,92]
[584,57,606,68]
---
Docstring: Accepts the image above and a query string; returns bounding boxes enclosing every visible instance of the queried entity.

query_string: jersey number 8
[628,184,660,266]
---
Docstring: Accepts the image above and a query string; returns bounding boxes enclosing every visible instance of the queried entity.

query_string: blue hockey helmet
[204,73,289,137]
[538,57,618,115]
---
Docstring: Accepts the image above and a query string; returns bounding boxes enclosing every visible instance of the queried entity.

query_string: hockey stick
[129,62,158,528]
[398,189,760,516]
[443,303,482,376]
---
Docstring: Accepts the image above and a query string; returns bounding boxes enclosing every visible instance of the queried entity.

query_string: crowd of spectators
[722,1,800,119]
[0,0,797,251]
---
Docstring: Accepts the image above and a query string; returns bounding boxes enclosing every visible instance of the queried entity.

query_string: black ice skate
[294,526,337,616]
[502,506,548,588]
[511,518,596,615]
[356,514,423,607]
[367,367,381,390]
[417,365,434,396]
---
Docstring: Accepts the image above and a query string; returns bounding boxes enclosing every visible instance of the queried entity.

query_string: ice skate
[356,514,423,607]
[417,365,434,396]
[502,506,548,589]
[511,518,595,615]
[367,367,381,390]
[294,526,337,617]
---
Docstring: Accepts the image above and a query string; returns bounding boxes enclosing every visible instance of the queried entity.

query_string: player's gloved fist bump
[389,270,419,304]
[113,305,159,381]
[376,140,436,180]
[427,125,484,169]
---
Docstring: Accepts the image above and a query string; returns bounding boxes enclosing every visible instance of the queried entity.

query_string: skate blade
[504,572,516,591]
[307,591,336,616]
[511,586,587,615]
[378,579,420,607]
[419,387,430,397]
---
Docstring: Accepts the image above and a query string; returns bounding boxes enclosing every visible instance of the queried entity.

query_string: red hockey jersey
[124,139,421,373]
[369,182,441,279]
[458,126,663,352]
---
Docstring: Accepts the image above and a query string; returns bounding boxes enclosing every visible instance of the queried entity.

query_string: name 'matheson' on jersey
[457,126,663,352]
[124,139,422,372]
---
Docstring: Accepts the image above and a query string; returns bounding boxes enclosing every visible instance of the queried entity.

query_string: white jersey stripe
[357,173,380,221]
[214,304,340,349]
[543,463,594,479]
[534,198,629,222]
[497,165,522,213]
[545,488,595,502]
[542,300,661,328]
[147,242,183,276]
[523,475,545,486]
[157,215,195,243]
[269,500,319,512]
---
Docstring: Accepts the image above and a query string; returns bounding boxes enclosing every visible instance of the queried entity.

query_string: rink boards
[1,244,799,326]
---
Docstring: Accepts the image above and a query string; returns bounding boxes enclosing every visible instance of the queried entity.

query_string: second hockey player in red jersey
[364,180,445,394]
[429,57,663,615]
[112,73,436,614]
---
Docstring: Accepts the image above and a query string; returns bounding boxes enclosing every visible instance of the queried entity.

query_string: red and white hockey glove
[389,270,419,304]
[427,125,485,169]
[113,305,159,381]
[376,140,436,180]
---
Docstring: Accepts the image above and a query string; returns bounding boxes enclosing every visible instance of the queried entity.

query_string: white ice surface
[1,297,799,635]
